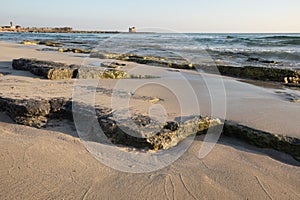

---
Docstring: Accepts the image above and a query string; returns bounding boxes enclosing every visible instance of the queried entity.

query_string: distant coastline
[0,26,122,34]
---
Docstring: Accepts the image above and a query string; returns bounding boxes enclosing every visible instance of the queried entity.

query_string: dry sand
[0,41,300,199]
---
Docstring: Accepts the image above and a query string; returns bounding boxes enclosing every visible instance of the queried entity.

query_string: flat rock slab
[12,58,129,80]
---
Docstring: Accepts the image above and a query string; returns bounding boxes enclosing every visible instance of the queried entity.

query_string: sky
[0,0,299,33]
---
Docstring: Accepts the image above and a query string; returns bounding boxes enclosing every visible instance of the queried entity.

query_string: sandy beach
[0,41,300,199]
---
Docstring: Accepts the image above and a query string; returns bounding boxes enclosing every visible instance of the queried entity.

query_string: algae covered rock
[101,69,129,79]
[147,117,222,150]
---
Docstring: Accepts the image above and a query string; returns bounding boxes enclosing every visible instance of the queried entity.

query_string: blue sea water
[0,32,299,68]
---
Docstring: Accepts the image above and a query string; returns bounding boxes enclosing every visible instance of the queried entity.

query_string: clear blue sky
[0,0,299,33]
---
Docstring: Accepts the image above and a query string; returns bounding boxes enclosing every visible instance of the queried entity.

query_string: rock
[21,40,62,47]
[12,58,76,80]
[148,97,160,103]
[40,41,63,47]
[0,97,51,128]
[0,97,73,128]
[21,40,40,45]
[198,64,300,83]
[0,73,3,77]
[284,77,289,84]
[1,96,299,158]
[101,69,129,79]
[163,121,179,131]
[147,117,222,150]
[223,121,300,162]
[12,58,132,80]
[58,48,94,54]
[101,62,126,69]
[90,52,194,70]
[76,67,103,79]
[247,57,260,62]
[247,57,279,64]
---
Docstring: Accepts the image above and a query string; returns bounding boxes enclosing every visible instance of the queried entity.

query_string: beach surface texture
[0,41,299,199]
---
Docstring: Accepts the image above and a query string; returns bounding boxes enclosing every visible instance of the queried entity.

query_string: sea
[0,32,299,69]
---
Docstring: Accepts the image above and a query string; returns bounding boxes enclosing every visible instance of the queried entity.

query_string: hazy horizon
[0,0,299,33]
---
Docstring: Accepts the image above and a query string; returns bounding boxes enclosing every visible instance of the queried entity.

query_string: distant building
[129,26,136,33]
[1,21,18,30]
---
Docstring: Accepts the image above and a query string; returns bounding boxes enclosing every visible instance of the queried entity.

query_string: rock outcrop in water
[198,64,300,84]
[12,58,130,80]
[0,96,299,160]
